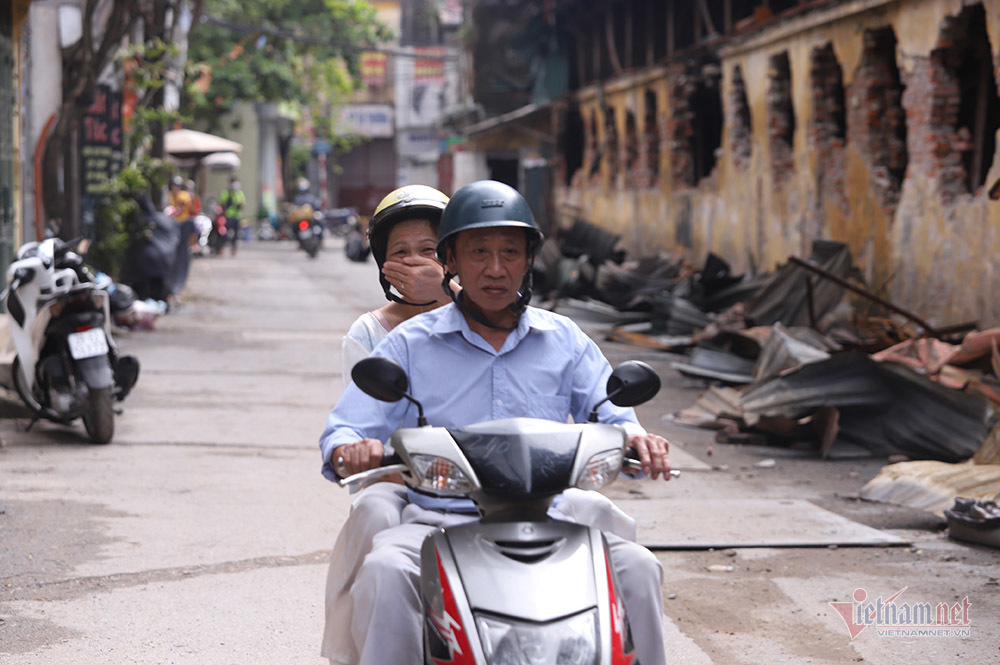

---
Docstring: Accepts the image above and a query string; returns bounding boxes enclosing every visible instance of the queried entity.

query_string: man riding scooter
[288,178,324,255]
[320,180,673,665]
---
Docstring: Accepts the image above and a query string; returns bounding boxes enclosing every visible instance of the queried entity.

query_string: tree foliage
[185,0,392,139]
[90,39,180,279]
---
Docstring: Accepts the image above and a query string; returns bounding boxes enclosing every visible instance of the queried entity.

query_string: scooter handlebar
[336,452,405,490]
[623,446,680,478]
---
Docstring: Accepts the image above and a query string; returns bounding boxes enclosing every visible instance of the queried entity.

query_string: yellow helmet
[368,185,450,304]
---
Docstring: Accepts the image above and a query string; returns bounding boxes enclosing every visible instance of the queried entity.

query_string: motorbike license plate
[67,329,109,359]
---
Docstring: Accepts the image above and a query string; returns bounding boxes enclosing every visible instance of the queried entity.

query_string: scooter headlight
[575,449,623,491]
[475,610,598,665]
[410,454,475,495]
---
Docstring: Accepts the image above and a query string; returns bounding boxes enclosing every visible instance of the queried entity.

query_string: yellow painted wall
[552,0,1000,327]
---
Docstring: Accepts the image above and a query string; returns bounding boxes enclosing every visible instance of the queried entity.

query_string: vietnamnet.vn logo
[830,587,971,639]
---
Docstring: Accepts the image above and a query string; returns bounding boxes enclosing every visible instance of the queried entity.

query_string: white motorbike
[342,357,670,665]
[3,237,139,443]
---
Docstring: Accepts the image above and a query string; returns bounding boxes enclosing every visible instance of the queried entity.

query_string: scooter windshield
[448,419,581,499]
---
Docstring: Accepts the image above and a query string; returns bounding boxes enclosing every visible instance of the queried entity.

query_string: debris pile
[538,222,999,464]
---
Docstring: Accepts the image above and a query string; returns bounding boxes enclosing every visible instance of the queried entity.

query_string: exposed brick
[847,26,907,215]
[667,62,697,188]
[916,3,1000,201]
[767,52,795,185]
[669,60,722,188]
[624,110,644,188]
[809,43,848,216]
[730,65,752,171]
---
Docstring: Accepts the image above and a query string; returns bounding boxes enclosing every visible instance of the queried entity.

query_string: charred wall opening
[767,51,796,182]
[625,110,639,184]
[645,89,660,184]
[730,65,752,171]
[849,26,907,212]
[670,60,723,188]
[692,63,723,182]
[603,106,620,179]
[931,3,1000,196]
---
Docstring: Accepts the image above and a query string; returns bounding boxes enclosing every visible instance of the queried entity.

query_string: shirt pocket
[518,394,571,423]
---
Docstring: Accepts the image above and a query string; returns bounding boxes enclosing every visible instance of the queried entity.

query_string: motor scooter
[3,237,140,443]
[287,204,324,258]
[323,207,359,239]
[341,357,672,665]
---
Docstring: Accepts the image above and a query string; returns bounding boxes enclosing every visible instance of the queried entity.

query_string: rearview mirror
[351,357,409,402]
[587,360,661,422]
[606,360,661,407]
[350,357,428,426]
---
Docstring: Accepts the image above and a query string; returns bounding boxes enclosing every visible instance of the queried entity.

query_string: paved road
[1,239,996,664]
[1,241,370,664]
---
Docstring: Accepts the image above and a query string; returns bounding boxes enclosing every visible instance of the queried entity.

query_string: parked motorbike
[341,357,670,665]
[4,237,140,443]
[323,206,360,239]
[344,215,370,263]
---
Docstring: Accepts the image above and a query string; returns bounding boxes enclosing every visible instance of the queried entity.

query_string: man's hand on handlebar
[627,433,673,480]
[335,439,385,477]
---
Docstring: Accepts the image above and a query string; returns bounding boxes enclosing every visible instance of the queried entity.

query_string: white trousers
[322,483,409,664]
[323,486,661,664]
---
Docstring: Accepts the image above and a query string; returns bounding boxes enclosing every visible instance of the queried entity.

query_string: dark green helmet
[436,180,543,263]
[436,180,543,329]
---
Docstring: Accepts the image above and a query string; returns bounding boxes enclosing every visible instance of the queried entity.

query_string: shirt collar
[430,303,558,338]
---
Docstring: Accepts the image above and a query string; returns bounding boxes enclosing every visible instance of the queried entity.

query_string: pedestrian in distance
[167,175,192,222]
[218,176,245,256]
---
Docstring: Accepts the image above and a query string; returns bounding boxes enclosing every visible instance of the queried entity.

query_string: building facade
[460,0,1000,327]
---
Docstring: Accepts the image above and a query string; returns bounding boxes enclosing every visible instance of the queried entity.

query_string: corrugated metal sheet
[741,353,996,461]
[860,460,1000,516]
[745,240,857,328]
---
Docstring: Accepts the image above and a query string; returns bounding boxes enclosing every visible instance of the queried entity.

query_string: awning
[165,128,244,159]
[201,151,242,171]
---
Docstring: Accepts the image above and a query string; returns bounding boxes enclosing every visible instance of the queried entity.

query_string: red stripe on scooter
[606,556,635,665]
[430,549,475,665]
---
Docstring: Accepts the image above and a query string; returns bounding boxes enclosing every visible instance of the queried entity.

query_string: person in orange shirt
[167,176,192,222]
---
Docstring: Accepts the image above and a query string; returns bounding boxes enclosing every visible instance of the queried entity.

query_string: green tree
[185,0,392,142]
[90,39,180,279]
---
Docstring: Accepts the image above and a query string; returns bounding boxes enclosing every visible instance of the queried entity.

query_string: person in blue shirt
[319,180,672,665]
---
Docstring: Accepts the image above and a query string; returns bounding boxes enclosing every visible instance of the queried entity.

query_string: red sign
[361,51,387,87]
[414,47,446,83]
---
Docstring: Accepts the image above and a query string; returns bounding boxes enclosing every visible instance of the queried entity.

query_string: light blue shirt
[319,304,644,510]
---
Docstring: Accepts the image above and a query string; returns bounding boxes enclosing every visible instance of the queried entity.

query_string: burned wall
[556,0,1000,327]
